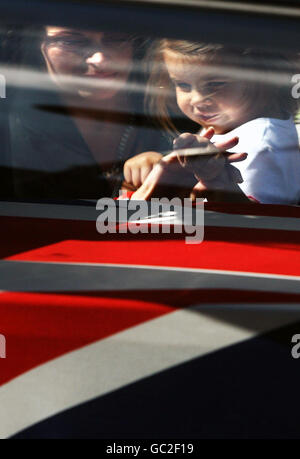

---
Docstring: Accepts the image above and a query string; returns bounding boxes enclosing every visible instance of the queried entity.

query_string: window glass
[0,18,299,205]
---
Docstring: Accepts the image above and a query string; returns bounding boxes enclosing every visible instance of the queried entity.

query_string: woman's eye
[57,38,90,48]
[175,82,192,92]
[102,38,124,46]
[102,34,131,45]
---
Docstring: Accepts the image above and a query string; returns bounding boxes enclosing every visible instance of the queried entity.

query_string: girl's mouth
[197,113,219,122]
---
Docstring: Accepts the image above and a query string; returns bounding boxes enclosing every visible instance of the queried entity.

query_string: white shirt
[212,117,300,205]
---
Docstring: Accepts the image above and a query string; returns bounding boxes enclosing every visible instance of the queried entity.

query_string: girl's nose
[191,90,205,105]
[191,89,213,107]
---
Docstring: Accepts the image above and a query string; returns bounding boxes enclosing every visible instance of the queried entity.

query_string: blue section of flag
[13,322,300,439]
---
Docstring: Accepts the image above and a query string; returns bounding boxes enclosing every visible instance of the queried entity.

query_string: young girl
[124,40,300,204]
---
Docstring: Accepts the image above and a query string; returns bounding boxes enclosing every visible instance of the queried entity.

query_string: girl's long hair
[145,39,299,136]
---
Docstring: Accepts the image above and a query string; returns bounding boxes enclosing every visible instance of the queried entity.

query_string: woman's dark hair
[0,24,151,104]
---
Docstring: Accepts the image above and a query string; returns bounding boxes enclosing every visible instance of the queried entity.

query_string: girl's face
[164,49,250,134]
[42,27,134,100]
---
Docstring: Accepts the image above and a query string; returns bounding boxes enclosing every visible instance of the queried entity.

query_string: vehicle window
[0,2,299,205]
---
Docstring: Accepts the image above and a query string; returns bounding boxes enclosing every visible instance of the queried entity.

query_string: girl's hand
[173,128,247,184]
[123,151,162,188]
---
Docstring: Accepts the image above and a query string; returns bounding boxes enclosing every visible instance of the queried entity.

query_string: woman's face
[42,27,134,100]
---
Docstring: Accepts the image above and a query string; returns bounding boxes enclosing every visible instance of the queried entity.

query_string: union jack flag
[0,200,300,439]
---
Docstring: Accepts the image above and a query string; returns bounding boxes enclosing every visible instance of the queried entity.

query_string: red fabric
[6,228,300,277]
[1,204,300,385]
[0,292,174,385]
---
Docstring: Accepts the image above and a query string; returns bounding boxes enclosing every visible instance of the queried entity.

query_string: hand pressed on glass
[131,127,249,202]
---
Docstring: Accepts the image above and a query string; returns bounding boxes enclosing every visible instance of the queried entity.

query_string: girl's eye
[175,82,192,92]
[206,81,227,91]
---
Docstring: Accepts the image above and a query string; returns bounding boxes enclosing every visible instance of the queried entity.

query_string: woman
[6,25,170,199]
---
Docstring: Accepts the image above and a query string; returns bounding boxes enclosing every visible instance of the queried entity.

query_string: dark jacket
[7,84,170,199]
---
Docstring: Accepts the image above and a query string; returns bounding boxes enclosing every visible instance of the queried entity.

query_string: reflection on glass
[0,25,300,204]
